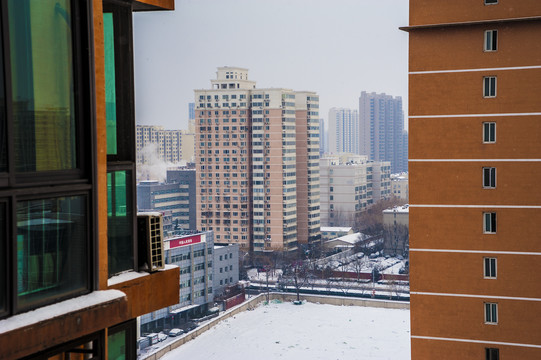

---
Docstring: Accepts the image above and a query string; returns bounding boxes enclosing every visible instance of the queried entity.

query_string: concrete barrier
[141,292,409,360]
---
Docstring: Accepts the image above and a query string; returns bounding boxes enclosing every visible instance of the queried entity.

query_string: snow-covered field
[162,301,410,360]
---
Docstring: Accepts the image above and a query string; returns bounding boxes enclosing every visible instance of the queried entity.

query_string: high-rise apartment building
[194,67,320,252]
[1,1,180,359]
[404,1,541,359]
[136,125,183,164]
[359,91,408,173]
[328,108,360,155]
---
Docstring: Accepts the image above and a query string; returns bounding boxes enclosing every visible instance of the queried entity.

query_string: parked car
[158,333,168,342]
[168,328,183,337]
[180,322,197,332]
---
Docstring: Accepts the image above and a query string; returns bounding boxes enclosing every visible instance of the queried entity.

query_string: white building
[213,244,240,297]
[319,154,370,227]
[391,173,408,200]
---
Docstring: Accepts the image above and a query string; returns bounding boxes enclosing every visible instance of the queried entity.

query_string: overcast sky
[133,0,409,131]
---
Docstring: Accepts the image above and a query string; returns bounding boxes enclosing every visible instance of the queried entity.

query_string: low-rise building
[140,231,214,333]
[213,244,240,297]
[391,173,408,200]
[323,232,366,252]
[382,205,409,256]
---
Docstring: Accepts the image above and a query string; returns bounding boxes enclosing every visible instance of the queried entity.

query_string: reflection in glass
[16,196,88,309]
[8,0,76,172]
[108,171,134,275]
[104,12,118,155]
[108,329,126,360]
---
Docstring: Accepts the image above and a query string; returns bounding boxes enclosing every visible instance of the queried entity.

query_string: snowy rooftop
[161,301,410,360]
[321,226,352,233]
[383,205,409,214]
[326,232,364,245]
[0,290,125,334]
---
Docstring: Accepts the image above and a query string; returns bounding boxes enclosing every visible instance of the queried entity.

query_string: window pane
[104,12,117,155]
[108,170,134,276]
[490,77,496,96]
[8,0,77,172]
[485,31,491,50]
[16,196,88,309]
[108,329,126,360]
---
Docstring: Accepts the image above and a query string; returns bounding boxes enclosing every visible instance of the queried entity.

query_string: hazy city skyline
[133,0,409,130]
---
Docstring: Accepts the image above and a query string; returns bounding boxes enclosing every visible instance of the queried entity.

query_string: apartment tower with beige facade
[404,1,541,359]
[195,67,320,252]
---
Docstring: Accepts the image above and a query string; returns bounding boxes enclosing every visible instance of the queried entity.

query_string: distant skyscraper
[195,67,320,252]
[319,118,327,155]
[328,108,359,155]
[359,91,407,173]
[189,102,195,121]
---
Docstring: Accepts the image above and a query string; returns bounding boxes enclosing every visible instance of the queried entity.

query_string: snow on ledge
[107,265,178,287]
[0,290,126,335]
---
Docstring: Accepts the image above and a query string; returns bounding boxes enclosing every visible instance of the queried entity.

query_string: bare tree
[383,223,409,256]
[281,260,310,302]
[355,197,406,235]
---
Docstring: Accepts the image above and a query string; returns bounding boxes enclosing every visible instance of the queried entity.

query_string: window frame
[103,1,136,163]
[483,76,497,98]
[103,0,138,277]
[484,302,498,324]
[0,0,96,319]
[484,0,498,5]
[483,257,497,279]
[0,0,93,187]
[483,167,496,188]
[484,30,498,52]
[484,212,497,234]
[483,122,496,143]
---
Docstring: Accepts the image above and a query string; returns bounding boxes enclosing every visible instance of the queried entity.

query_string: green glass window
[8,0,77,172]
[108,320,135,360]
[104,12,117,155]
[108,170,134,276]
[16,196,88,310]
[103,3,134,161]
[108,329,126,360]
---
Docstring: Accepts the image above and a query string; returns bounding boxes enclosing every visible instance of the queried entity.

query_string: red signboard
[169,234,202,249]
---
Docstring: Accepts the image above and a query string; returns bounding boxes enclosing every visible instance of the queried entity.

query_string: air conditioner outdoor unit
[137,212,165,272]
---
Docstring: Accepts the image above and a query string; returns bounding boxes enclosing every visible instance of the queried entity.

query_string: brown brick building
[403,1,541,359]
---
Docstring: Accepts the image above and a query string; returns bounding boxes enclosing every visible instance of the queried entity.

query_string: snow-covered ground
[162,301,410,360]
